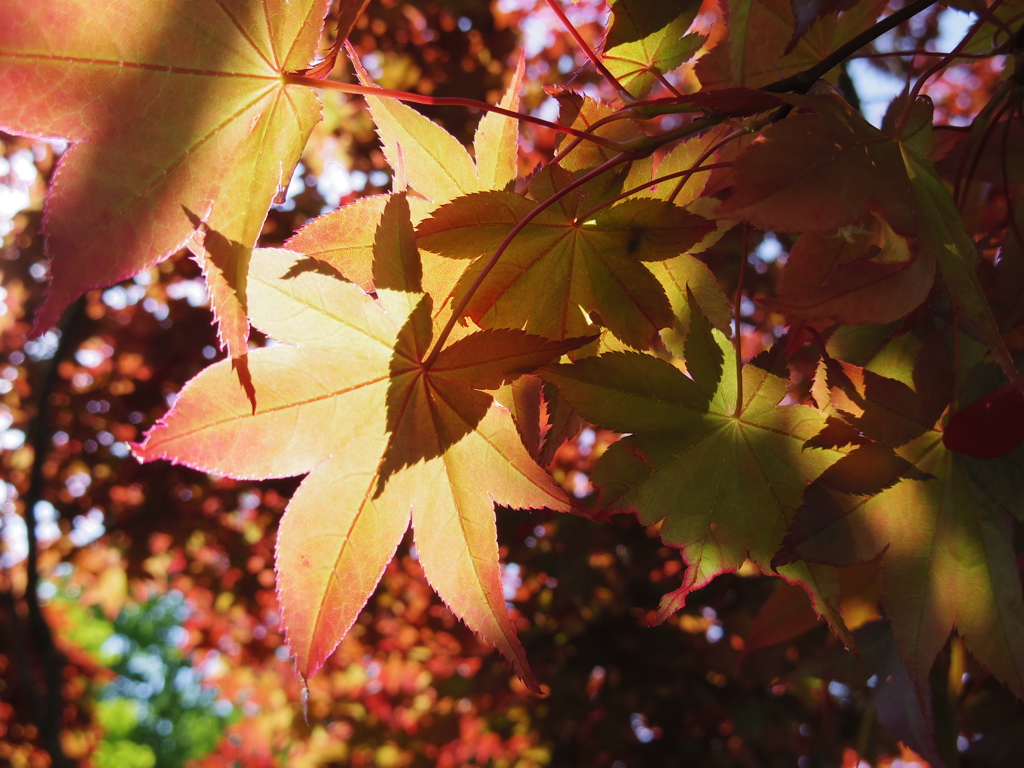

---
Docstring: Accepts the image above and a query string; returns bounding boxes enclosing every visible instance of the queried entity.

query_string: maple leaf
[720,94,1018,382]
[780,430,1024,708]
[779,359,1024,709]
[601,0,705,100]
[417,165,714,349]
[719,95,918,234]
[695,0,887,89]
[640,127,729,206]
[350,49,525,205]
[540,301,850,639]
[134,195,587,688]
[772,213,935,326]
[630,129,734,350]
[0,0,331,354]
[284,59,526,314]
[553,93,648,177]
[786,0,860,52]
[650,249,733,358]
[944,382,1024,459]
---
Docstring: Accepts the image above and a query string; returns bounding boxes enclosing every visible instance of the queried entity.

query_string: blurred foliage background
[2,1,1023,766]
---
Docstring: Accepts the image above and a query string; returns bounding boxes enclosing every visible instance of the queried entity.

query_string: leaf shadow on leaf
[373,191,492,492]
[182,207,258,409]
[817,339,952,448]
[280,256,348,283]
[773,444,934,571]
[19,0,326,355]
[183,205,248,295]
[377,299,492,495]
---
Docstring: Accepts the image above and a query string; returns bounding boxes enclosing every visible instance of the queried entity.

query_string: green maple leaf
[601,0,705,100]
[416,166,714,349]
[636,129,734,350]
[780,359,1024,706]
[541,301,850,638]
[781,430,1024,706]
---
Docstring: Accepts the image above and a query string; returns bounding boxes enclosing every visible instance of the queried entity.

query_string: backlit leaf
[695,0,885,89]
[135,198,585,687]
[944,382,1024,459]
[773,214,936,326]
[417,171,714,348]
[0,0,329,353]
[351,49,502,205]
[781,430,1024,706]
[719,95,916,234]
[602,0,705,100]
[474,55,526,192]
[541,320,848,637]
[722,94,1017,381]
[285,62,525,316]
[787,0,860,52]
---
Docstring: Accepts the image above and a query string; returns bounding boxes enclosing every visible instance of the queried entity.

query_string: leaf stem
[422,151,639,368]
[734,224,749,417]
[652,70,685,100]
[284,73,627,150]
[540,0,633,100]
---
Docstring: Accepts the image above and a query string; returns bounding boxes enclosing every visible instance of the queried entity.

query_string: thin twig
[896,0,1005,134]
[851,49,996,60]
[541,0,633,100]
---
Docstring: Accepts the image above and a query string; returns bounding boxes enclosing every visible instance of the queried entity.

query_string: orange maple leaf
[135,195,586,689]
[0,0,330,354]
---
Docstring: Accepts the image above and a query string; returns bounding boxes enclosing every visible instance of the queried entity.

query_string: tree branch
[20,297,88,768]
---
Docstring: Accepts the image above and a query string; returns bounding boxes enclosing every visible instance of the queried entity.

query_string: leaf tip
[515,665,545,697]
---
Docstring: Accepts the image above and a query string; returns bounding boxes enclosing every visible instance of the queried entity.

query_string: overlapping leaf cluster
[4,0,1024,755]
